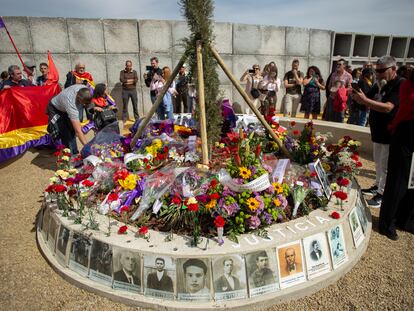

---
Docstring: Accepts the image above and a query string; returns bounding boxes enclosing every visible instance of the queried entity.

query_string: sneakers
[366,193,382,208]
[361,185,378,196]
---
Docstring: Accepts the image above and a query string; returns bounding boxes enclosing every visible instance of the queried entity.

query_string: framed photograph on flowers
[312,159,332,199]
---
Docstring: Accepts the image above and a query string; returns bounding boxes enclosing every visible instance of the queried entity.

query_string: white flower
[56,170,69,179]
[185,151,200,163]
[63,148,71,153]
[49,176,59,184]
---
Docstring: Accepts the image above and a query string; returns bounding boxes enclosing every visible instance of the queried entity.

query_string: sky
[1,0,413,36]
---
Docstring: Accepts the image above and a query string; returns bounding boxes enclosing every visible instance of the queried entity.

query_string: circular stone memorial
[37,181,371,310]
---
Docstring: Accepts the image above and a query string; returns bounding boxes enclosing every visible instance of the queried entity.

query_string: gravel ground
[0,149,413,311]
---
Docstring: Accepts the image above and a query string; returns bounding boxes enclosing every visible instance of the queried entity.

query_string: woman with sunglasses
[377,67,414,240]
[240,64,263,112]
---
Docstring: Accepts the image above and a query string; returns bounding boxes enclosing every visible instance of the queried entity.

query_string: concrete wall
[0,17,333,115]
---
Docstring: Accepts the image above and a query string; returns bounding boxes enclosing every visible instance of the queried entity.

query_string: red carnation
[56,144,65,150]
[53,151,61,157]
[66,180,74,187]
[138,226,148,235]
[293,130,300,136]
[290,121,296,127]
[333,191,348,201]
[351,153,359,161]
[163,146,168,153]
[118,225,128,234]
[45,184,56,192]
[330,211,341,219]
[214,215,226,228]
[81,180,94,187]
[143,158,149,164]
[54,185,67,193]
[171,196,182,205]
[120,206,129,213]
[210,179,218,188]
[210,193,220,200]
[188,204,199,212]
[337,177,350,187]
[310,171,317,178]
[108,193,119,202]
[356,161,362,167]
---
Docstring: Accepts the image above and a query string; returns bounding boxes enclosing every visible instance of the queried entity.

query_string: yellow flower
[152,139,163,150]
[273,198,281,207]
[63,148,71,153]
[206,199,217,209]
[239,167,252,179]
[145,145,156,157]
[118,174,138,190]
[56,170,69,179]
[322,163,331,172]
[61,155,70,161]
[49,176,59,184]
[68,168,78,175]
[330,183,339,190]
[272,182,284,194]
[246,197,259,211]
[187,197,198,205]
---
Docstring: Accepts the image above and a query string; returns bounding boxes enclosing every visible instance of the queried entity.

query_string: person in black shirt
[0,65,32,90]
[352,56,403,209]
[144,57,163,104]
[36,63,49,86]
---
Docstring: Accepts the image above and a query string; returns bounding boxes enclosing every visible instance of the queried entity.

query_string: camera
[248,69,255,74]
[146,65,152,71]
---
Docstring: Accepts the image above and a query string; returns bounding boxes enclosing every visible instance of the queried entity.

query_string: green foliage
[179,0,221,145]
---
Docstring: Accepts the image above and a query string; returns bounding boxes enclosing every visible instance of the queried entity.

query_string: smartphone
[248,69,255,74]
[351,82,361,92]
[146,65,152,71]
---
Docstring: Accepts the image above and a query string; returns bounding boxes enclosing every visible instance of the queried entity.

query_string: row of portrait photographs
[39,206,364,301]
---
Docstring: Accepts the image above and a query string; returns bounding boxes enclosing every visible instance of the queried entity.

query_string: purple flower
[247,215,261,229]
[277,194,288,208]
[250,166,257,175]
[261,211,273,225]
[263,163,272,173]
[255,195,265,211]
[222,186,235,197]
[220,200,240,217]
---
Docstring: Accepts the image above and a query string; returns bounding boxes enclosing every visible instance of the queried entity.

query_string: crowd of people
[1,55,413,241]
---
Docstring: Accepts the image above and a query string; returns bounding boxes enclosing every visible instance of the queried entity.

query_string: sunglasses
[375,66,391,74]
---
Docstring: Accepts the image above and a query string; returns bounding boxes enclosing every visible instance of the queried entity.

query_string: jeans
[349,109,368,126]
[373,142,389,195]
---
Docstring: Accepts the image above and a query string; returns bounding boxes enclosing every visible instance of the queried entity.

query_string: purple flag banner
[0,17,5,28]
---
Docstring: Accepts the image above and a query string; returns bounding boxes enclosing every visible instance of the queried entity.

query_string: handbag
[100,109,117,122]
[250,88,260,99]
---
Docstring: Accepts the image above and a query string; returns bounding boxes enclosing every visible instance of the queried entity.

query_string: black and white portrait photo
[212,255,247,301]
[68,233,92,277]
[328,225,348,269]
[112,247,141,293]
[356,193,368,233]
[144,255,175,299]
[303,233,332,279]
[47,216,59,253]
[40,207,50,241]
[56,225,70,264]
[349,208,365,248]
[246,250,279,297]
[89,240,113,285]
[177,258,212,301]
[313,159,332,199]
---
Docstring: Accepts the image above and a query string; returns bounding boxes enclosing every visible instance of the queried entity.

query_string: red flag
[46,51,59,85]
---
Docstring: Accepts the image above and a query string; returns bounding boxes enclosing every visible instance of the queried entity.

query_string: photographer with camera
[240,64,263,113]
[144,57,163,104]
